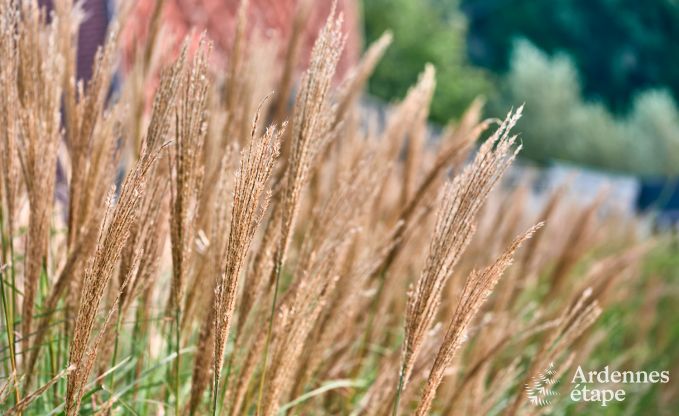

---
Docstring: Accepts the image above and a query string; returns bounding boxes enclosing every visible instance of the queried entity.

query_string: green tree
[362,0,489,123]
[463,0,679,113]
[495,40,679,176]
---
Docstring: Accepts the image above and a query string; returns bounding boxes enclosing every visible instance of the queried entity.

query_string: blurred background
[362,0,679,224]
[60,0,679,225]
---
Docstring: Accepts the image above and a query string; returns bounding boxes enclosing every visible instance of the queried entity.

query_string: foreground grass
[0,1,676,415]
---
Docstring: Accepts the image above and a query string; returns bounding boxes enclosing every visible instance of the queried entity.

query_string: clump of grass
[212,101,285,415]
[0,1,672,415]
[167,34,210,414]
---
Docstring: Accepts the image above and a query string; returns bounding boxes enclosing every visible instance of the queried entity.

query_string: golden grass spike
[399,108,524,399]
[273,0,313,124]
[334,30,393,125]
[16,0,64,361]
[211,98,285,414]
[415,222,543,416]
[6,365,74,416]
[168,34,211,315]
[257,6,345,408]
[64,47,184,414]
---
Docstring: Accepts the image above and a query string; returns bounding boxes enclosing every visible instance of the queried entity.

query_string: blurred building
[39,0,111,82]
[38,0,360,81]
[122,0,361,78]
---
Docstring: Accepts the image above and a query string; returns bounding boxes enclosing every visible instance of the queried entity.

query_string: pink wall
[123,0,361,78]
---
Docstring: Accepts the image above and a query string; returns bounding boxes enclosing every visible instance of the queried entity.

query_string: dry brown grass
[0,1,665,415]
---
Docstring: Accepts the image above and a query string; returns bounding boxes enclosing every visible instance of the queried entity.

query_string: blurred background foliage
[494,40,679,176]
[361,0,679,176]
[574,237,679,415]
[362,0,490,123]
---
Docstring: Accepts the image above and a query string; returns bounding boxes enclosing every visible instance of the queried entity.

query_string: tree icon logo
[526,362,559,407]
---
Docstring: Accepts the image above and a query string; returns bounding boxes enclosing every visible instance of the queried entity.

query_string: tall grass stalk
[0,1,672,415]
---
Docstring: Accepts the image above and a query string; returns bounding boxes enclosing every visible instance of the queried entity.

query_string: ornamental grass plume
[272,0,314,123]
[14,0,63,360]
[212,102,285,414]
[0,1,670,415]
[65,45,186,414]
[504,287,604,416]
[258,5,345,406]
[261,151,385,416]
[166,35,211,412]
[334,30,393,124]
[168,36,210,317]
[414,222,543,416]
[276,6,345,267]
[6,365,74,416]
[23,98,124,388]
[400,107,524,398]
[186,147,239,415]
[0,0,20,247]
[0,1,21,388]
